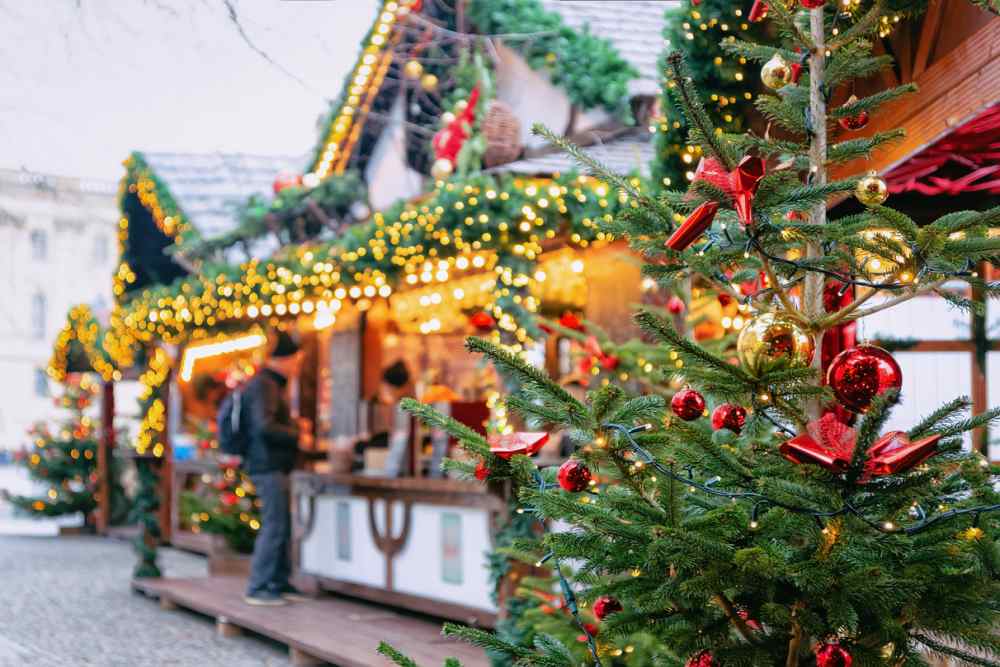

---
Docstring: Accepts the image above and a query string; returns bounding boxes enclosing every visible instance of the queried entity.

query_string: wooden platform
[132,576,488,667]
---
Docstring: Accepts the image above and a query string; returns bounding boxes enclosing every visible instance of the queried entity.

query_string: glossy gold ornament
[737,312,815,376]
[855,170,888,206]
[431,157,453,180]
[420,73,439,91]
[403,59,423,80]
[760,53,792,90]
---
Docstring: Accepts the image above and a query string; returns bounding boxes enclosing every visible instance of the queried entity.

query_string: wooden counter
[291,471,505,627]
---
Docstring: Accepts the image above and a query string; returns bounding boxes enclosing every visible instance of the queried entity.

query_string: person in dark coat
[242,330,305,606]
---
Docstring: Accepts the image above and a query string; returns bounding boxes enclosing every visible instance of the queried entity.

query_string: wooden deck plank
[133,577,489,667]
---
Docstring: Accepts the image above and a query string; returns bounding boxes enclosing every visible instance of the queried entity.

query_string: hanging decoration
[690,155,766,228]
[686,650,717,667]
[489,432,549,460]
[815,642,853,667]
[469,310,496,332]
[557,458,592,492]
[761,53,793,89]
[711,404,748,434]
[749,0,769,22]
[672,388,706,421]
[475,459,490,480]
[836,95,870,131]
[666,201,720,251]
[736,312,815,376]
[592,595,623,621]
[432,85,481,178]
[827,345,903,412]
[855,170,889,206]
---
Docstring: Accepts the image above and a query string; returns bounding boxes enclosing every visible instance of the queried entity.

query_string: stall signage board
[326,327,361,438]
[335,501,351,561]
[441,512,463,585]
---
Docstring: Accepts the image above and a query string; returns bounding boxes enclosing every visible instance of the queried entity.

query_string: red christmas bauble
[711,404,747,433]
[827,345,902,412]
[717,293,733,307]
[557,459,592,492]
[592,595,623,620]
[667,296,686,314]
[576,622,600,642]
[686,650,716,667]
[474,460,490,481]
[559,311,584,331]
[600,354,620,371]
[838,111,869,131]
[816,642,853,667]
[800,0,826,7]
[672,389,706,421]
[469,311,496,331]
[221,492,239,507]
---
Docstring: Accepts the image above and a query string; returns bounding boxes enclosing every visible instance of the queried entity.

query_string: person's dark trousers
[246,471,291,596]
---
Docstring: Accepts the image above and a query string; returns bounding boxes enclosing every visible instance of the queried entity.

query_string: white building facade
[0,169,117,453]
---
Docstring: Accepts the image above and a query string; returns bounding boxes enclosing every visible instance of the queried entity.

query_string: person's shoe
[274,584,310,602]
[243,590,287,606]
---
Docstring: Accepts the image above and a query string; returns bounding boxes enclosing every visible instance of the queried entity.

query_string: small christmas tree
[180,460,261,554]
[383,3,1000,666]
[6,375,103,520]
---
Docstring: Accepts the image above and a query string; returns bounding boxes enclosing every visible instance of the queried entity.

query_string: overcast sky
[0,0,378,182]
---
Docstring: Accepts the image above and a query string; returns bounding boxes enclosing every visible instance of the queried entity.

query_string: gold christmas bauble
[855,170,888,206]
[760,53,791,90]
[403,59,423,80]
[737,312,815,376]
[420,73,439,91]
[431,158,453,180]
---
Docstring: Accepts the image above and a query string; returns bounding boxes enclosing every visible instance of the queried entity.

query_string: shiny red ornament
[737,607,761,630]
[667,296,686,314]
[666,201,719,251]
[800,0,826,7]
[837,96,870,131]
[672,388,706,421]
[576,622,600,642]
[730,155,766,227]
[815,642,853,667]
[559,311,584,331]
[557,458,592,492]
[686,650,716,667]
[717,293,734,307]
[221,492,239,507]
[474,460,490,481]
[748,0,769,21]
[827,345,902,412]
[489,432,549,460]
[469,310,496,331]
[592,595,623,620]
[864,431,942,477]
[600,354,620,371]
[433,85,480,166]
[711,404,747,434]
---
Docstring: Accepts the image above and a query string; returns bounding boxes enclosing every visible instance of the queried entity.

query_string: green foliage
[131,456,161,579]
[465,0,637,119]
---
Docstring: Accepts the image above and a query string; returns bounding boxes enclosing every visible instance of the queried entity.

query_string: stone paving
[0,535,294,666]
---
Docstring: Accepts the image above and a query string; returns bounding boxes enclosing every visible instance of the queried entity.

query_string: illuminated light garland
[178,333,267,382]
[135,346,171,457]
[47,304,119,382]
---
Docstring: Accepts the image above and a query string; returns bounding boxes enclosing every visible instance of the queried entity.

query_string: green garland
[465,0,637,120]
[131,456,161,578]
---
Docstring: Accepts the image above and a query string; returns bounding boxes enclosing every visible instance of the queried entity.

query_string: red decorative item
[779,412,857,473]
[686,650,716,667]
[789,62,803,84]
[474,460,490,481]
[864,431,942,477]
[672,388,706,421]
[666,201,719,251]
[469,310,495,331]
[559,311,584,331]
[748,0,769,22]
[272,172,302,194]
[489,432,549,460]
[800,0,826,7]
[600,354,620,371]
[717,293,733,307]
[837,95,870,131]
[737,607,762,630]
[557,458,592,492]
[667,296,686,314]
[826,345,902,413]
[221,492,239,507]
[432,85,480,170]
[815,642,853,667]
[592,595,623,621]
[730,155,766,227]
[711,404,748,434]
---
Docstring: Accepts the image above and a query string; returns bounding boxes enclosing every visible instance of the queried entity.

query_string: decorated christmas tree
[6,375,105,520]
[381,3,1000,666]
[180,459,261,554]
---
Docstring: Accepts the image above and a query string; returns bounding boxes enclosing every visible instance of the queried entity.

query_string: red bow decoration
[748,0,769,22]
[559,311,584,331]
[666,201,719,251]
[489,432,549,460]
[583,336,620,371]
[779,413,943,478]
[692,155,766,226]
[432,85,480,166]
[469,310,495,331]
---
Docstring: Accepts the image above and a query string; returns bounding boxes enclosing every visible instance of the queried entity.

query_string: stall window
[30,229,47,261]
[31,292,46,339]
[34,368,49,397]
[92,234,109,264]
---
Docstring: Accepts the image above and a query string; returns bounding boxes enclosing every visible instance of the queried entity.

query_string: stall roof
[495,133,655,178]
[139,152,302,239]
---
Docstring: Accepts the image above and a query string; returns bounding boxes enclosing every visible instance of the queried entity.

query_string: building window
[30,229,47,260]
[93,234,109,264]
[34,368,49,397]
[31,292,46,339]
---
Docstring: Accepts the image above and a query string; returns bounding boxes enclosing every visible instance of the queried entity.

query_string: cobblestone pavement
[0,535,294,666]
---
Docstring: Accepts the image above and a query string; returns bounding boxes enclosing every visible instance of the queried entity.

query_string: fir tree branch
[829,1,886,50]
[665,52,736,170]
[912,633,1000,667]
[377,641,421,667]
[634,309,753,383]
[401,398,490,457]
[908,397,973,439]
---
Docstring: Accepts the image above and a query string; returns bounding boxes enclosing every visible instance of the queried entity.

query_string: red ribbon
[432,84,480,165]
[749,0,769,22]
[666,201,719,251]
[779,413,944,478]
[489,432,549,460]
[690,155,766,228]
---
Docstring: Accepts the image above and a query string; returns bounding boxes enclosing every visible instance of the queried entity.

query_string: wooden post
[158,378,173,544]
[971,262,988,453]
[96,379,115,534]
